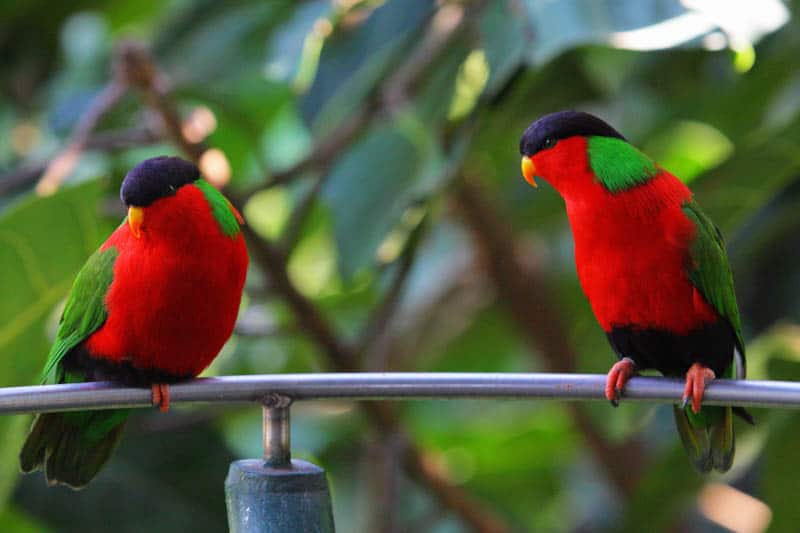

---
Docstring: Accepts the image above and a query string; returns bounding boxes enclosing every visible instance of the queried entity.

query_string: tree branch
[358,214,428,367]
[366,434,401,533]
[0,126,162,196]
[280,174,325,254]
[240,0,480,200]
[113,40,206,163]
[35,80,128,196]
[242,225,359,369]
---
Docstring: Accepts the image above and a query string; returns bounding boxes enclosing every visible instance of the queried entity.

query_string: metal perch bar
[1,373,799,414]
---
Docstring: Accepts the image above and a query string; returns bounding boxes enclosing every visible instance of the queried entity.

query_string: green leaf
[692,114,800,232]
[521,0,786,65]
[263,0,331,85]
[260,100,313,173]
[322,123,425,280]
[523,0,682,64]
[412,35,471,126]
[478,0,528,97]
[0,179,111,504]
[300,0,434,135]
[760,411,800,531]
[644,120,733,183]
[155,2,290,83]
[0,505,49,533]
[619,443,704,532]
[410,401,578,530]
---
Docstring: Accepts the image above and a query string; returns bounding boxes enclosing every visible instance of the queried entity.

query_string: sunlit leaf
[243,187,291,240]
[644,120,733,183]
[263,0,331,86]
[448,50,490,121]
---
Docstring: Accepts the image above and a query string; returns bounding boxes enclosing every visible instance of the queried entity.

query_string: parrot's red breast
[84,183,248,377]
[533,136,718,334]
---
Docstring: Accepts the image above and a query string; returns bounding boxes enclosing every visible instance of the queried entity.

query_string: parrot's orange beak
[521,156,537,188]
[128,207,144,239]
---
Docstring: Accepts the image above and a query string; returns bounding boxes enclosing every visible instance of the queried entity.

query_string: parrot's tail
[672,404,734,473]
[19,409,129,489]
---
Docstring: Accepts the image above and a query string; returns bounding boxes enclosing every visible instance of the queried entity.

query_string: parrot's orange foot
[681,363,715,414]
[605,357,636,407]
[151,383,171,413]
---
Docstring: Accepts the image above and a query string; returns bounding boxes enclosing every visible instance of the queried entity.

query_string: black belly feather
[606,320,736,378]
[62,343,192,387]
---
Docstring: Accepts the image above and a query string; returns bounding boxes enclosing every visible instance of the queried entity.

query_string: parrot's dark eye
[543,137,556,149]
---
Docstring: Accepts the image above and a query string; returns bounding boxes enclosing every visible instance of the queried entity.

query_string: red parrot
[519,111,751,472]
[20,156,248,488]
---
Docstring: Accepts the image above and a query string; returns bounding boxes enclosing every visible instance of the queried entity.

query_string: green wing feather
[682,200,745,361]
[40,246,119,384]
[21,245,130,489]
[673,200,744,473]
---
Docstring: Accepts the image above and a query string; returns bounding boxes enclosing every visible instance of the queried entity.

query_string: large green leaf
[262,0,331,85]
[0,179,111,505]
[521,0,787,65]
[154,2,291,83]
[691,113,800,232]
[322,123,426,280]
[478,0,528,97]
[300,0,434,135]
[760,411,800,531]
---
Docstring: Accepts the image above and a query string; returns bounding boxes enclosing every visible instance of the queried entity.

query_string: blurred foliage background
[2,0,800,531]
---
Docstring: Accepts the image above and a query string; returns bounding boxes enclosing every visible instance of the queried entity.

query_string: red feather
[532,137,717,334]
[85,184,248,377]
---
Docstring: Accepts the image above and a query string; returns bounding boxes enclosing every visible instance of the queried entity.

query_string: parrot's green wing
[21,245,127,489]
[675,199,746,473]
[682,200,745,363]
[40,246,118,384]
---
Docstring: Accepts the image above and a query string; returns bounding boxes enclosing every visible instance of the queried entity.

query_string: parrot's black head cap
[121,156,200,207]
[519,110,626,157]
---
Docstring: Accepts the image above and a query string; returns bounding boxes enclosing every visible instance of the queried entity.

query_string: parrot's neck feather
[587,136,658,193]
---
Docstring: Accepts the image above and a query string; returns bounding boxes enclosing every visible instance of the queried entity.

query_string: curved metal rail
[0,373,797,414]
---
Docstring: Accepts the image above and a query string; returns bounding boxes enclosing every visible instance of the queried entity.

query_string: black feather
[120,155,199,207]
[607,322,753,426]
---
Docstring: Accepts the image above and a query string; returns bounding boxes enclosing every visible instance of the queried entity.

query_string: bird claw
[151,383,171,413]
[606,358,636,407]
[609,387,623,407]
[681,363,715,414]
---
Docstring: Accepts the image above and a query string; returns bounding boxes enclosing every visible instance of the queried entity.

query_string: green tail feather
[20,409,129,489]
[672,404,733,474]
[709,406,734,472]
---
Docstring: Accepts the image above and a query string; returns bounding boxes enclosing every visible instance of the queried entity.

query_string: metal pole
[263,394,291,467]
[2,373,800,414]
[225,395,335,532]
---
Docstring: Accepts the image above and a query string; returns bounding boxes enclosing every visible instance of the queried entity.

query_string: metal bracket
[262,393,292,467]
